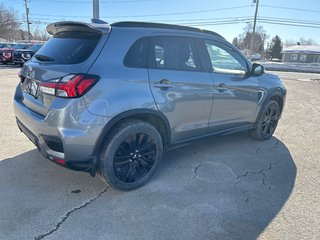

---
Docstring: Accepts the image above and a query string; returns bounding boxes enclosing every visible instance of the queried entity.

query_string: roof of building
[283,45,320,54]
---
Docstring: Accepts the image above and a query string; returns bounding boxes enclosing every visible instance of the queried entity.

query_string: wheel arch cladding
[270,94,284,113]
[93,109,171,155]
[255,90,285,126]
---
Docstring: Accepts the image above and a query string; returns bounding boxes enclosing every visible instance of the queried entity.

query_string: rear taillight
[40,74,99,98]
[3,52,12,58]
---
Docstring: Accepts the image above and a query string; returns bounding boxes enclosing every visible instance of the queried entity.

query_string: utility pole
[252,0,260,37]
[251,0,260,55]
[24,0,31,42]
[93,0,100,19]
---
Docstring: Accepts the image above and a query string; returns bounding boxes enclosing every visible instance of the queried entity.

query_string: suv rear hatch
[19,21,110,116]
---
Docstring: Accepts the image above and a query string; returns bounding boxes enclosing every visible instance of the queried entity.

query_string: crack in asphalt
[34,187,109,240]
[282,212,292,226]
[236,160,282,186]
[192,163,203,179]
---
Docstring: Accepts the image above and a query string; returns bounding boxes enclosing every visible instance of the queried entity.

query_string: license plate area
[24,78,40,98]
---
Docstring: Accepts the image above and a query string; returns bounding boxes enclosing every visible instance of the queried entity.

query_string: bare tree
[285,38,318,47]
[0,4,20,41]
[234,23,269,55]
[31,21,50,41]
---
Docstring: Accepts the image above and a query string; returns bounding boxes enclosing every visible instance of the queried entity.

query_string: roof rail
[110,21,224,39]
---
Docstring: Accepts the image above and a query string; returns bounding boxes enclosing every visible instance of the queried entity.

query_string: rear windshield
[34,31,101,64]
[29,44,43,51]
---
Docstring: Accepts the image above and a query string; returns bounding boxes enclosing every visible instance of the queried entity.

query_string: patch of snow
[259,61,320,73]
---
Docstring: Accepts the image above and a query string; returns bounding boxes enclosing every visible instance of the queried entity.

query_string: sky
[2,0,320,44]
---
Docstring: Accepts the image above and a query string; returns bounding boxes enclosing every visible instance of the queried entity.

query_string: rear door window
[149,36,201,72]
[34,31,101,64]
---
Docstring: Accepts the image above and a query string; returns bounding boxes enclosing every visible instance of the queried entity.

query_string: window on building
[290,54,298,61]
[299,54,307,62]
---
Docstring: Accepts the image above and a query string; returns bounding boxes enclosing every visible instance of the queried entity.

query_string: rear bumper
[13,85,108,176]
[16,117,98,176]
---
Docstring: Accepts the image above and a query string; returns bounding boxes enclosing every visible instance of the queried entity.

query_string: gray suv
[14,21,286,190]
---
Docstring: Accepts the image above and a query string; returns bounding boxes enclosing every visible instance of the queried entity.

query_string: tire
[250,100,280,140]
[98,120,163,191]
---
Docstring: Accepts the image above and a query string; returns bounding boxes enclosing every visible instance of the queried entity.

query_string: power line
[29,16,320,25]
[30,0,158,3]
[258,20,320,29]
[30,5,250,19]
[258,17,320,26]
[261,4,320,14]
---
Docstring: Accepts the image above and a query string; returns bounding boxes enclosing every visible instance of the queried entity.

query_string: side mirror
[252,63,264,76]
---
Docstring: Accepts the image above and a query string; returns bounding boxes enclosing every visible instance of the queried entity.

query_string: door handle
[216,83,227,92]
[153,79,173,90]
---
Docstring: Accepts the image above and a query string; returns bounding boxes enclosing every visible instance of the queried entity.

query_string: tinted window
[13,44,31,49]
[205,40,247,75]
[149,36,200,72]
[0,43,13,48]
[34,32,101,64]
[124,37,149,68]
[29,44,43,51]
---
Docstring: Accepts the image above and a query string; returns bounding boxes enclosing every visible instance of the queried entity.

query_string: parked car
[14,21,286,190]
[0,43,33,64]
[251,53,262,61]
[0,42,15,49]
[13,44,43,66]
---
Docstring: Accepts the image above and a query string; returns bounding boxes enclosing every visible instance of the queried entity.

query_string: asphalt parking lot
[0,66,319,240]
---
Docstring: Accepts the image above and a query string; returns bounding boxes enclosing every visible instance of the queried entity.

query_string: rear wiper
[34,54,55,62]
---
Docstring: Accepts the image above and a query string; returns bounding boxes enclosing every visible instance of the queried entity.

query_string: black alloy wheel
[99,120,163,190]
[261,102,279,139]
[251,100,280,140]
[113,133,157,183]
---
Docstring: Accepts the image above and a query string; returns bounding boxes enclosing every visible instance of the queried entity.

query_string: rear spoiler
[46,21,111,35]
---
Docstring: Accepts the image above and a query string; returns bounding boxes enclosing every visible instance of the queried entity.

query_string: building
[282,45,320,63]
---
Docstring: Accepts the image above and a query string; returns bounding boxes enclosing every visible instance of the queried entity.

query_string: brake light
[53,157,66,165]
[40,74,99,98]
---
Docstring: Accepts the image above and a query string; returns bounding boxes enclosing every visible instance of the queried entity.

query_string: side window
[124,37,149,68]
[149,36,200,72]
[204,40,247,75]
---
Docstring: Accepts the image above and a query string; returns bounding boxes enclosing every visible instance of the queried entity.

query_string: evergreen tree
[267,35,283,60]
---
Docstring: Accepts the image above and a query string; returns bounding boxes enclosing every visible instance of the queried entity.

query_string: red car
[0,43,33,65]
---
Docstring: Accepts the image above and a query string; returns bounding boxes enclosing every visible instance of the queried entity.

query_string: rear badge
[26,79,40,98]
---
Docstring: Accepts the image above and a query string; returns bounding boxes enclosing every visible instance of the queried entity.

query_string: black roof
[110,21,224,39]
